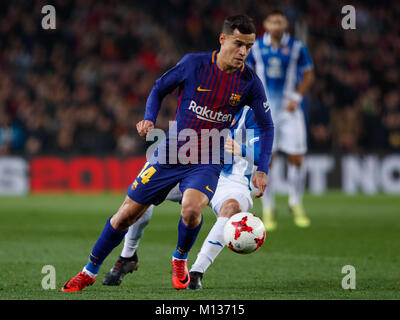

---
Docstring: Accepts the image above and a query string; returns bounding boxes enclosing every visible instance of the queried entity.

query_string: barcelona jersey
[144,50,274,174]
[127,50,274,205]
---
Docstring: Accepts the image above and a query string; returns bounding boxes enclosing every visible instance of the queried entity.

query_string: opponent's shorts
[165,183,182,202]
[209,174,253,217]
[272,108,307,155]
[127,162,222,205]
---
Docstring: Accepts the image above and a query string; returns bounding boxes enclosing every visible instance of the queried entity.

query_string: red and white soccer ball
[224,212,266,254]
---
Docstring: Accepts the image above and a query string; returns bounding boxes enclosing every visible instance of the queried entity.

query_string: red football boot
[171,258,190,290]
[61,271,96,292]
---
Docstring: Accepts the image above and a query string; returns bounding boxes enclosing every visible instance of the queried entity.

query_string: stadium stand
[0,0,399,156]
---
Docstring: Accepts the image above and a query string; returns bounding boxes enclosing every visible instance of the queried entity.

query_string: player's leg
[120,205,153,259]
[189,177,252,289]
[171,164,221,290]
[261,154,277,231]
[103,205,154,286]
[103,184,183,286]
[189,199,243,290]
[280,108,310,227]
[175,188,208,259]
[118,183,182,261]
[62,196,150,292]
[287,153,310,227]
[171,188,208,289]
[62,162,177,292]
[86,197,150,275]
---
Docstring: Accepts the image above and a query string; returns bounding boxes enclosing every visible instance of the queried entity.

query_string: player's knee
[110,212,132,230]
[218,199,241,218]
[288,154,303,167]
[181,203,203,227]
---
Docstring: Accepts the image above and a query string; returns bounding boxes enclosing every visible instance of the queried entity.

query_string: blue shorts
[127,163,222,205]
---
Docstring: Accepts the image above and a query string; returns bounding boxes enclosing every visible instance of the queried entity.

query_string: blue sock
[85,217,128,275]
[173,216,203,260]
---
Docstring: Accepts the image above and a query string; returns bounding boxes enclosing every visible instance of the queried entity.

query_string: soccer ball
[224,212,266,254]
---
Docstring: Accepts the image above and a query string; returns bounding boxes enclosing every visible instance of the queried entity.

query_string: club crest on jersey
[229,93,241,106]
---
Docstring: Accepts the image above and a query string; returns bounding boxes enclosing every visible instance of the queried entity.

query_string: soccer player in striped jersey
[102,106,265,290]
[246,9,314,231]
[61,15,274,292]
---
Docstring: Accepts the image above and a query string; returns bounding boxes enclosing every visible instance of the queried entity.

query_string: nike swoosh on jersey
[205,185,214,193]
[197,86,212,92]
[208,240,223,247]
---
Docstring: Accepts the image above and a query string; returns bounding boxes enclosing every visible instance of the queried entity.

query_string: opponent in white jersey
[102,106,269,289]
[246,9,314,230]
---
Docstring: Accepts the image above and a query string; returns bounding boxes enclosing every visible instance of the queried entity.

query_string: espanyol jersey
[144,50,274,174]
[246,33,313,118]
[222,106,264,189]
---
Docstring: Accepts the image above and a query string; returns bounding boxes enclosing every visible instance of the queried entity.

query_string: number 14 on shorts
[132,162,157,189]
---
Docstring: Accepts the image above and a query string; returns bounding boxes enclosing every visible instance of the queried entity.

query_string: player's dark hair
[222,15,256,35]
[265,8,287,19]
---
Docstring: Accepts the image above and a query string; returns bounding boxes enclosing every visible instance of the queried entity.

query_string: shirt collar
[263,32,290,46]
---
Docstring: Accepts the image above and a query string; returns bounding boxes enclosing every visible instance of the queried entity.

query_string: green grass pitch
[0,192,399,300]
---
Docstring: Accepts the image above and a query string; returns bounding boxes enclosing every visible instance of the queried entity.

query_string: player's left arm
[245,77,274,198]
[224,135,261,165]
[286,43,315,111]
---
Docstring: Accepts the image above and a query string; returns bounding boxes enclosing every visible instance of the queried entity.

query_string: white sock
[190,217,228,274]
[172,256,186,261]
[82,266,97,278]
[288,162,306,207]
[261,174,274,212]
[120,205,153,258]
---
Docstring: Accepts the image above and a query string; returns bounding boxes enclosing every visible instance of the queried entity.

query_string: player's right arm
[137,55,190,138]
[285,42,314,111]
[224,109,262,165]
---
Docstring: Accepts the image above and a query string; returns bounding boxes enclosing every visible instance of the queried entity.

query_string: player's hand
[252,171,267,198]
[136,120,154,139]
[285,100,298,112]
[224,136,241,156]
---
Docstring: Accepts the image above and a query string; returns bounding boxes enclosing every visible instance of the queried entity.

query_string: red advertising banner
[30,156,147,193]
[1,154,398,195]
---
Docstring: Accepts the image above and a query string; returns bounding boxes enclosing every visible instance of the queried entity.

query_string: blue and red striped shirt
[144,50,274,174]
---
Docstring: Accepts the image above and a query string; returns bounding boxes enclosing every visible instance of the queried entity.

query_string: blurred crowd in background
[0,0,399,157]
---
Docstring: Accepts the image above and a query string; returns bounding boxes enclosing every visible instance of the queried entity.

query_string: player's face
[219,29,255,70]
[264,14,288,38]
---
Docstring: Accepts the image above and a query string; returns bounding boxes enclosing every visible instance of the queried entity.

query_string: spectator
[0,0,398,156]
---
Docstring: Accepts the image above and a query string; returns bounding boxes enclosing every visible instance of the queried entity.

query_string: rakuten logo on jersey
[188,100,232,124]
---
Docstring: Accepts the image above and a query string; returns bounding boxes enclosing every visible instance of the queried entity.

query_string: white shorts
[209,175,253,217]
[165,176,252,216]
[272,108,307,155]
[165,184,183,202]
